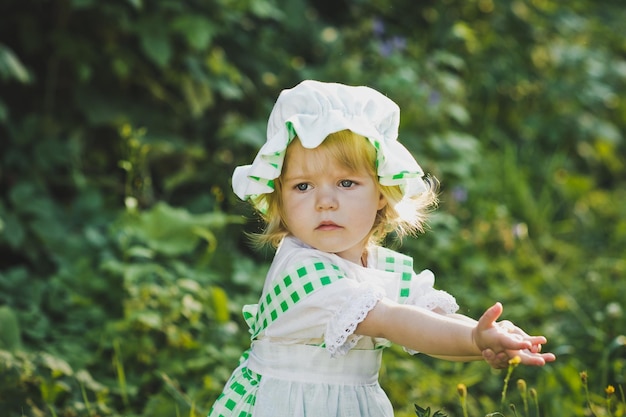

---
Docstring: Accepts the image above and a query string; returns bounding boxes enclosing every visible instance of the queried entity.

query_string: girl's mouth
[316,221,342,231]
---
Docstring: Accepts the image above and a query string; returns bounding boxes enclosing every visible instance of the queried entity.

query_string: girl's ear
[377,193,388,210]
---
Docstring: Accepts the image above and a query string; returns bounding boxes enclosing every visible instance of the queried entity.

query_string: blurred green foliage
[0,0,625,416]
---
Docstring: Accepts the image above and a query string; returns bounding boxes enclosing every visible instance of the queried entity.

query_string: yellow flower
[606,385,615,396]
[457,383,467,398]
[580,371,588,384]
[508,355,522,365]
[517,379,527,393]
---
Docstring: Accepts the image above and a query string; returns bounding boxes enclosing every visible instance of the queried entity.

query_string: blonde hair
[250,130,438,248]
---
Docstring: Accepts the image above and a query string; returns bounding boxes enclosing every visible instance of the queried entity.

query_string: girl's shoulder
[274,236,339,265]
[262,237,348,291]
[368,245,414,275]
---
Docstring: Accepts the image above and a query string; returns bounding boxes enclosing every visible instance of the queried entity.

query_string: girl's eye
[295,183,310,191]
[339,180,355,188]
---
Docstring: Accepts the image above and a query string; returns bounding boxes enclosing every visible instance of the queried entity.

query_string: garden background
[1,0,625,416]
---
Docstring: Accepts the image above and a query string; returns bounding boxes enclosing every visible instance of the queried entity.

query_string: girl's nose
[316,187,338,210]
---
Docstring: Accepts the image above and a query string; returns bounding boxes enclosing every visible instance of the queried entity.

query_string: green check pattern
[376,247,414,304]
[209,349,260,417]
[247,259,346,338]
[208,249,416,417]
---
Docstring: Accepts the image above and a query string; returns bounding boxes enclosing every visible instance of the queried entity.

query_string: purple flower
[372,17,385,37]
[378,36,407,57]
[379,40,393,57]
[391,36,407,50]
[451,185,468,203]
[428,90,442,106]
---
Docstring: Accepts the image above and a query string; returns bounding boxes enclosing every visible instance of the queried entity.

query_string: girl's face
[279,139,387,265]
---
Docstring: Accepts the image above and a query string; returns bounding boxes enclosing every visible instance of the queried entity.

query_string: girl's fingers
[515,349,557,366]
[482,349,510,369]
[477,302,503,330]
[483,344,556,369]
[528,336,548,345]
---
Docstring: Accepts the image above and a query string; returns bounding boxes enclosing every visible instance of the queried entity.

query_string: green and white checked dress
[208,237,458,417]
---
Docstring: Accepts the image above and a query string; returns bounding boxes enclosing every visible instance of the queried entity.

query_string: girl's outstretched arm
[355,299,555,368]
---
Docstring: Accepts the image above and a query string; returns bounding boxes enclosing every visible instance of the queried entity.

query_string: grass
[415,361,625,417]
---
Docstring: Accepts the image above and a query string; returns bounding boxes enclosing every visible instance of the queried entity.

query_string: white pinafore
[208,237,458,417]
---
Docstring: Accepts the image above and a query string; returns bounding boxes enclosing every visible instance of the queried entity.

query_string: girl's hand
[473,302,556,369]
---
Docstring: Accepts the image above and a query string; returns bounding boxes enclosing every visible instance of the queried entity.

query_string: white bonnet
[231,80,427,210]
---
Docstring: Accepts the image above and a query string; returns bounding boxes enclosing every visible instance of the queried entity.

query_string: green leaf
[137,20,172,68]
[414,404,448,417]
[0,98,7,122]
[127,202,242,256]
[125,0,142,9]
[171,16,215,50]
[123,263,170,284]
[249,0,284,19]
[126,245,155,259]
[133,311,163,329]
[38,352,73,377]
[0,306,22,351]
[445,102,470,125]
[211,286,230,323]
[0,211,25,249]
[0,44,31,83]
[414,403,431,417]
[75,369,108,392]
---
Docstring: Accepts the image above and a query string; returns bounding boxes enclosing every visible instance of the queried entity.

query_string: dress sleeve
[405,269,459,314]
[324,282,385,358]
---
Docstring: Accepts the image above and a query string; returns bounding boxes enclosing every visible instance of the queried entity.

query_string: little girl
[209,80,555,417]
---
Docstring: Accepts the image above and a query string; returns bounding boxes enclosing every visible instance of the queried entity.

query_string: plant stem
[113,339,130,409]
[47,404,58,417]
[80,380,94,416]
[501,361,518,410]
[518,379,529,417]
[460,396,469,417]
[582,377,598,417]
